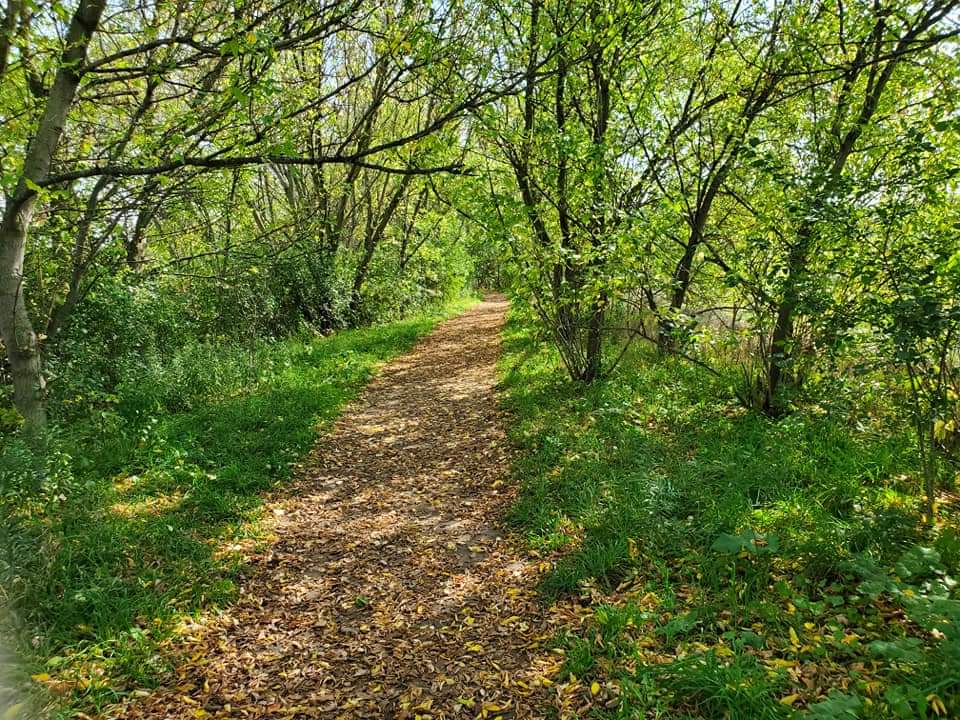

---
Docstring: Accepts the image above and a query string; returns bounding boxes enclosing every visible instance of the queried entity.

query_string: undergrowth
[0,298,475,717]
[499,313,960,719]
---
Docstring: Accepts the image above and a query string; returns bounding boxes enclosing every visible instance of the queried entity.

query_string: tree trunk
[657,236,699,353]
[0,0,107,428]
[762,228,810,415]
[582,292,606,382]
[348,241,377,319]
[0,220,45,428]
[47,179,122,342]
[757,5,927,415]
[0,0,20,80]
[127,188,155,267]
[349,175,412,317]
[658,163,730,353]
[45,266,83,343]
[580,41,610,383]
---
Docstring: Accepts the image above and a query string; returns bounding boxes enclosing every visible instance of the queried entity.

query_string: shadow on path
[118,297,571,720]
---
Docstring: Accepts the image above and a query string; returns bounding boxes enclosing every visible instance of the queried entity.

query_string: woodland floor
[115,297,577,720]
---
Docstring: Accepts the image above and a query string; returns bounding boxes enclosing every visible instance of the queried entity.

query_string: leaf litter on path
[113,298,581,720]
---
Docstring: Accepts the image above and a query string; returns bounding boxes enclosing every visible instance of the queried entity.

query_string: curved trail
[121,297,571,719]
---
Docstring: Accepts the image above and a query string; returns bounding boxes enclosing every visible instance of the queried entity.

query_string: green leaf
[868,638,923,662]
[711,530,779,555]
[895,546,940,579]
[884,684,927,719]
[807,692,862,719]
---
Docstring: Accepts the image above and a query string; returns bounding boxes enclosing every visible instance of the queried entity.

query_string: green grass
[498,314,960,719]
[0,297,475,716]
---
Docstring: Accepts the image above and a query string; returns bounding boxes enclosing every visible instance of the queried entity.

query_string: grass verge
[0,297,476,717]
[499,313,960,719]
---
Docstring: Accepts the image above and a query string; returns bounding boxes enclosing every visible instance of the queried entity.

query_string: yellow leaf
[789,627,800,648]
[934,418,947,440]
[780,694,800,706]
[590,681,601,695]
[31,673,50,682]
[465,642,483,653]
[928,694,947,716]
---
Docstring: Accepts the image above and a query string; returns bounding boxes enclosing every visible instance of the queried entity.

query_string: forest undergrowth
[500,314,960,719]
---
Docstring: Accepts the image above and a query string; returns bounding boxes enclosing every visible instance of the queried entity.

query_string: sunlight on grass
[498,312,960,718]
[0,298,476,717]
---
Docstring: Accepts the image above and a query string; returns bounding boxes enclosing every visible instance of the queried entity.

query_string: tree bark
[0,0,107,428]
[657,192,716,353]
[762,226,810,414]
[0,222,45,428]
[581,44,611,383]
[0,0,20,80]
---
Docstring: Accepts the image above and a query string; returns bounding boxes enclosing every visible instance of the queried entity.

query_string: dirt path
[119,297,571,720]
